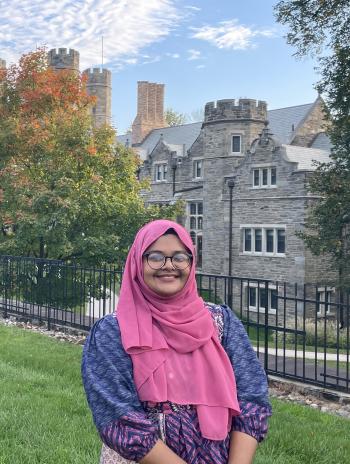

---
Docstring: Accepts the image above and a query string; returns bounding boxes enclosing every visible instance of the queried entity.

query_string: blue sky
[0,0,319,134]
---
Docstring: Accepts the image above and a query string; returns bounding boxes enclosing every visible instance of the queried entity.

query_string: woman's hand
[140,439,187,464]
[228,431,258,464]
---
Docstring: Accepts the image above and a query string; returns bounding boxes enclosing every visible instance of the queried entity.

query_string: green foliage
[275,1,350,287]
[0,50,182,269]
[165,107,187,126]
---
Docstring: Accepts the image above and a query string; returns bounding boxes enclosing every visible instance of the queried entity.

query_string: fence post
[264,280,269,372]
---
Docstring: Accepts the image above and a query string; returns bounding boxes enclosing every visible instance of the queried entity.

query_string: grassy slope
[0,324,349,464]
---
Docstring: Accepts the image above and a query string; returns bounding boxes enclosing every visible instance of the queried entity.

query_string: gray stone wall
[228,145,308,284]
[83,68,112,127]
[202,99,267,274]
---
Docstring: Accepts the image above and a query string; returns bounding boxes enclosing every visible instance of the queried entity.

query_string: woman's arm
[228,431,258,464]
[82,315,163,462]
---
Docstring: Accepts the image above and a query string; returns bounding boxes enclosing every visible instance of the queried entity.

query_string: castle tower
[83,68,112,127]
[202,98,267,274]
[48,48,80,72]
[132,81,166,145]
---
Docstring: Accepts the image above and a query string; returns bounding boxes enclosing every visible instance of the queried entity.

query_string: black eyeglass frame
[143,252,193,270]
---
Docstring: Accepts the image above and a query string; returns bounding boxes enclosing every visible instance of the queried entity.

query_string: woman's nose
[163,256,175,269]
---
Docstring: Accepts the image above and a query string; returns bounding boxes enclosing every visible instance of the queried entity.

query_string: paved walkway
[253,346,349,362]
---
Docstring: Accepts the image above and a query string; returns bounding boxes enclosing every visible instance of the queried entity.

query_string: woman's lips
[156,274,179,281]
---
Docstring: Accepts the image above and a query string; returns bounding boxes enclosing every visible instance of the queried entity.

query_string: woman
[82,220,271,464]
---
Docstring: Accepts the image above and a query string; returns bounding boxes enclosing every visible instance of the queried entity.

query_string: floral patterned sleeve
[81,314,159,461]
[219,304,272,442]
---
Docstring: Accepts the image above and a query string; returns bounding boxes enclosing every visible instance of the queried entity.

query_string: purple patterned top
[82,304,272,463]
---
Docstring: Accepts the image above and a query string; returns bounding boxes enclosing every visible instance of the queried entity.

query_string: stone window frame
[316,287,335,317]
[187,201,203,268]
[240,224,286,257]
[153,162,168,182]
[192,158,203,180]
[243,281,278,314]
[231,134,242,154]
[252,166,277,189]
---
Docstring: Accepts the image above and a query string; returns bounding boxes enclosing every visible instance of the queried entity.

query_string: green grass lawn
[0,324,349,464]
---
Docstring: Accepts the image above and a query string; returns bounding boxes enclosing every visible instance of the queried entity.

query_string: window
[316,289,334,316]
[246,283,278,313]
[193,159,203,179]
[154,163,167,182]
[231,135,241,153]
[242,226,286,256]
[188,202,203,268]
[252,167,277,188]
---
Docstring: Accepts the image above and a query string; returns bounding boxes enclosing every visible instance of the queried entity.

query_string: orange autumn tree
[0,49,180,267]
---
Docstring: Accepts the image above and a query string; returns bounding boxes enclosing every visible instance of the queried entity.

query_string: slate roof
[310,132,332,152]
[283,145,330,170]
[116,100,330,169]
[267,103,314,144]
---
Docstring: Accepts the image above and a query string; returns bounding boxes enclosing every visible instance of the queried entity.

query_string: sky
[0,0,319,134]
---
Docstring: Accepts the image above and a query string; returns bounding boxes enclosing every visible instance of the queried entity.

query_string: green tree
[275,1,350,288]
[0,49,181,268]
[165,107,187,126]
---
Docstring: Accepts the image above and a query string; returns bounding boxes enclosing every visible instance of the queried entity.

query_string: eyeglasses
[143,252,192,270]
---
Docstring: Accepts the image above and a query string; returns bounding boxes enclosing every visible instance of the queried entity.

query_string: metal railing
[0,255,349,393]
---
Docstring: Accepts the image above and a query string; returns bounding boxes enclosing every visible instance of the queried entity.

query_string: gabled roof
[267,103,314,144]
[116,100,324,157]
[283,145,330,170]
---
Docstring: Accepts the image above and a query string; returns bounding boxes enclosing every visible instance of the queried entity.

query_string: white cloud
[0,0,180,70]
[196,64,205,69]
[184,5,201,11]
[191,20,275,50]
[166,52,180,58]
[187,49,201,60]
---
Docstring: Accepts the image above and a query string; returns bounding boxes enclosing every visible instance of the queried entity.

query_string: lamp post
[227,178,235,307]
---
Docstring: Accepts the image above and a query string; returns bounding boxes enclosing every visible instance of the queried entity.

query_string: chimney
[131,81,167,145]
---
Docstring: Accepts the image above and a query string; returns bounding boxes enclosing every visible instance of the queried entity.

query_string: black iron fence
[0,255,349,394]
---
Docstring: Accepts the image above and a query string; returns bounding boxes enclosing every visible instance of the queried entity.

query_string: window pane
[253,169,260,186]
[259,288,267,309]
[197,160,202,177]
[197,235,203,268]
[244,229,251,252]
[270,290,278,310]
[197,202,203,215]
[277,229,285,253]
[249,287,256,307]
[190,217,196,229]
[255,229,262,252]
[232,135,241,153]
[262,168,268,185]
[271,167,277,185]
[163,164,167,176]
[197,217,203,230]
[190,231,196,244]
[190,203,196,215]
[266,229,274,253]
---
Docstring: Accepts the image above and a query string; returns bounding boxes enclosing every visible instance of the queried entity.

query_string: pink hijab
[116,219,240,440]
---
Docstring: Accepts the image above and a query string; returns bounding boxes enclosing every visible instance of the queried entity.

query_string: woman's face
[143,234,191,297]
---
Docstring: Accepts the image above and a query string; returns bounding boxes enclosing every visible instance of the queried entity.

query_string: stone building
[118,82,336,316]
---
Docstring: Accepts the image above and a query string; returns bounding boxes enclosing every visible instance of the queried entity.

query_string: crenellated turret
[82,68,112,127]
[204,98,267,123]
[48,48,80,72]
